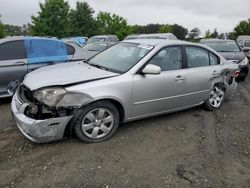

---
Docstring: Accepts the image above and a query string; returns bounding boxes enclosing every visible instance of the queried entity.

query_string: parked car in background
[237,35,250,59]
[124,34,140,40]
[81,35,119,60]
[138,33,177,40]
[124,33,177,40]
[12,39,239,143]
[0,36,87,98]
[62,36,88,47]
[200,39,249,81]
[87,35,119,44]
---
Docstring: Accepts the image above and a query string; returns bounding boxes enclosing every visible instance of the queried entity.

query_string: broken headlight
[34,87,66,107]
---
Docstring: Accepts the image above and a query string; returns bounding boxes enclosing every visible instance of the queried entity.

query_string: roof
[124,33,177,40]
[0,36,59,43]
[237,35,250,40]
[90,35,117,38]
[122,39,191,46]
[200,39,235,43]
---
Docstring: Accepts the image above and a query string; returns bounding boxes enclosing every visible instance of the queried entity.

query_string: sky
[0,0,249,34]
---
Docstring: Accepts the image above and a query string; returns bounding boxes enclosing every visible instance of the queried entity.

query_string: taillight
[233,70,240,78]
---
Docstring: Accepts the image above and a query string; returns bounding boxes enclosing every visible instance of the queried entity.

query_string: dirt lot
[0,76,250,188]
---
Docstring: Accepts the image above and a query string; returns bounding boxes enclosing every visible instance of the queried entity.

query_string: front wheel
[74,101,120,143]
[204,85,225,111]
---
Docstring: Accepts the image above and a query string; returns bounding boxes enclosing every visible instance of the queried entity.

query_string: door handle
[175,75,185,81]
[15,61,25,66]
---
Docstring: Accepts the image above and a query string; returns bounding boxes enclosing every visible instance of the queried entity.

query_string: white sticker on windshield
[137,44,153,50]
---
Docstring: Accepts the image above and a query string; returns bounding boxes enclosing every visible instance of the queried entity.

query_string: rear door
[0,40,27,96]
[183,46,222,105]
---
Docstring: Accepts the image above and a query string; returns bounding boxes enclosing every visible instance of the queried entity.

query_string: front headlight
[34,87,66,107]
[239,57,249,66]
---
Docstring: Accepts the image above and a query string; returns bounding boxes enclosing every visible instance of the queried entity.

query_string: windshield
[244,40,250,47]
[203,41,241,52]
[88,42,153,73]
[88,37,107,43]
[83,42,108,52]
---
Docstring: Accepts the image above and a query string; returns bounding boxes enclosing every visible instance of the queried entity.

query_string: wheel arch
[65,98,126,136]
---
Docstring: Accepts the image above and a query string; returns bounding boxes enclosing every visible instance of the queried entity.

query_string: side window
[210,52,220,65]
[107,37,112,42]
[186,47,209,68]
[149,47,182,71]
[26,39,68,64]
[66,44,75,55]
[0,40,26,61]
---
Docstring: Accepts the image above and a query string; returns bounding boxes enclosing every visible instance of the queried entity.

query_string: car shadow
[0,97,12,105]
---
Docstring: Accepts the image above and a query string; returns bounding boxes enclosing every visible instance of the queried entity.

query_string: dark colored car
[200,39,249,81]
[0,36,87,98]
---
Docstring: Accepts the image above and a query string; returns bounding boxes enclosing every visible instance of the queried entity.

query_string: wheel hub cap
[209,86,225,108]
[81,108,114,139]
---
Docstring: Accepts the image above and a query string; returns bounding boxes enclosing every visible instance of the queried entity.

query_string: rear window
[244,40,250,47]
[202,41,241,52]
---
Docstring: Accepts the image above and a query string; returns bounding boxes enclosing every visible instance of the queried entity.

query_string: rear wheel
[204,85,225,111]
[74,101,119,143]
[236,76,247,82]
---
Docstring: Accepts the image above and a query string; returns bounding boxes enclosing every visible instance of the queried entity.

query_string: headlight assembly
[239,57,249,66]
[34,87,66,107]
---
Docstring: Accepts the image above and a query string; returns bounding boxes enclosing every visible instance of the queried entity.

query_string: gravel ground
[0,76,249,188]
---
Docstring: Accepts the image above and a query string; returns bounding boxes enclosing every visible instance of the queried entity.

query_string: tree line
[0,0,250,40]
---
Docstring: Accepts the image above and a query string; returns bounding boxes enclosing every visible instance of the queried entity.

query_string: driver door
[132,46,189,119]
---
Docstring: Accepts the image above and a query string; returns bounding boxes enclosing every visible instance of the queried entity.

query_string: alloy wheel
[209,86,225,108]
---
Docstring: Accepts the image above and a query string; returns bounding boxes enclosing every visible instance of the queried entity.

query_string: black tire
[236,76,247,82]
[203,85,225,111]
[74,101,120,143]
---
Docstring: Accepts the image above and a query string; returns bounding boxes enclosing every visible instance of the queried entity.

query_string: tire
[237,76,247,82]
[204,85,225,111]
[74,101,120,143]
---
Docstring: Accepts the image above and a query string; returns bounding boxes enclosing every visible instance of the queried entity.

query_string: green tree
[4,24,23,36]
[228,32,236,40]
[96,12,131,40]
[204,30,211,39]
[31,0,71,38]
[70,1,97,37]
[210,28,219,38]
[188,27,201,40]
[159,24,172,33]
[170,24,188,40]
[234,18,250,37]
[0,15,5,38]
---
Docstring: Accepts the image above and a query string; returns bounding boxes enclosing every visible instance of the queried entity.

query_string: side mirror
[142,64,161,75]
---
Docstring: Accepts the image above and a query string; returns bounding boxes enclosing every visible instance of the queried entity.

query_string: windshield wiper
[219,50,238,52]
[89,63,110,71]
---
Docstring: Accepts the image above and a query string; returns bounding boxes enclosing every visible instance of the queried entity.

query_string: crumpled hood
[23,61,118,90]
[219,51,245,63]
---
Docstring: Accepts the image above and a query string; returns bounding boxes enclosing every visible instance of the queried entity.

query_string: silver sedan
[11,39,239,143]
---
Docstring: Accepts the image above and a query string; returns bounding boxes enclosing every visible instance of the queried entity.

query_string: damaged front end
[11,85,78,143]
[221,64,240,100]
